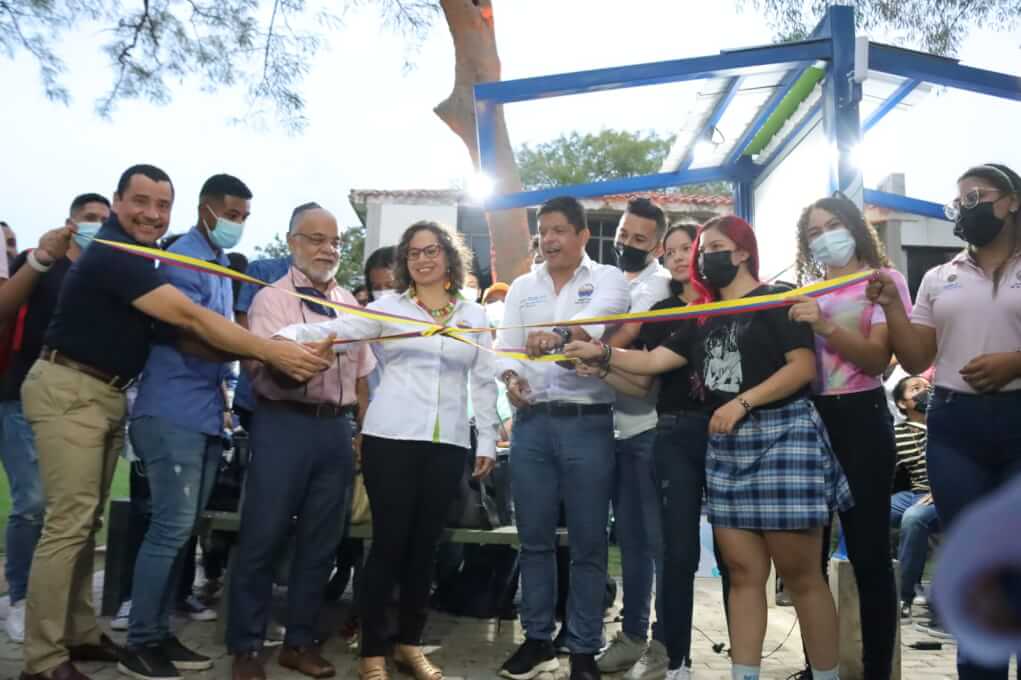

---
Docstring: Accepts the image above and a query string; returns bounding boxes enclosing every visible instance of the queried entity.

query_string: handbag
[349,470,371,525]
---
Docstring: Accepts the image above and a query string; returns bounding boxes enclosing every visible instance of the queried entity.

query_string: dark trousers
[927,388,1021,680]
[654,413,730,669]
[226,402,353,652]
[814,388,897,680]
[358,436,465,657]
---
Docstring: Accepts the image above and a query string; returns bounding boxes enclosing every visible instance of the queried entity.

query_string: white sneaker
[665,665,692,680]
[5,600,25,643]
[625,640,669,680]
[111,600,131,631]
[597,631,647,673]
[913,594,928,606]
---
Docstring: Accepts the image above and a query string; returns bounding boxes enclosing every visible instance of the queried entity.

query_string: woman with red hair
[566,216,851,680]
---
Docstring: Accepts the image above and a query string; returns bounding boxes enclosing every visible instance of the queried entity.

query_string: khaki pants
[21,360,125,674]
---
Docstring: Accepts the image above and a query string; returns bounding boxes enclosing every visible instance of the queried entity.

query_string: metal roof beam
[472,40,832,105]
[481,167,734,212]
[724,65,813,166]
[864,189,946,220]
[862,78,921,133]
[868,44,1021,101]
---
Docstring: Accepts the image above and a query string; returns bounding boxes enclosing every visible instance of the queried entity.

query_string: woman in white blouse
[277,221,498,680]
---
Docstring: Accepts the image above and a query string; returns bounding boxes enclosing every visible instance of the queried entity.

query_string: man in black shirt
[20,164,331,680]
[0,193,111,646]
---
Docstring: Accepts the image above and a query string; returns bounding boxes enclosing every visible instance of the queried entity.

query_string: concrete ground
[0,573,962,680]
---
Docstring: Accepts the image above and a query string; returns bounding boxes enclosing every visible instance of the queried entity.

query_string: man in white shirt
[596,199,672,678]
[497,197,629,680]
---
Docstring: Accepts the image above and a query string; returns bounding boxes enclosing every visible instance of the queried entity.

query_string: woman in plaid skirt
[567,216,853,680]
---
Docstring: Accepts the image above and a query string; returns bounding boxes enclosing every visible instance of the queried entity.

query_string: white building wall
[363,201,459,263]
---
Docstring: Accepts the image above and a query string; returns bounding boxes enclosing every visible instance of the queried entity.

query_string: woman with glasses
[275,220,498,680]
[869,164,1021,680]
[785,194,911,679]
[567,216,851,680]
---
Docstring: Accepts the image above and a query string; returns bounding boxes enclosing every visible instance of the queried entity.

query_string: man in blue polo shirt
[122,174,254,680]
[20,164,328,680]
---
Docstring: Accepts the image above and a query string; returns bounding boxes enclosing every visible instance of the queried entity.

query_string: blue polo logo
[578,283,595,299]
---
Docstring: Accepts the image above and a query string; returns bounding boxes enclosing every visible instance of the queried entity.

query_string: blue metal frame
[472,5,1019,221]
[862,79,921,133]
[821,6,863,205]
[473,40,832,105]
[482,167,732,212]
[864,189,946,220]
[869,44,1021,101]
[724,65,811,167]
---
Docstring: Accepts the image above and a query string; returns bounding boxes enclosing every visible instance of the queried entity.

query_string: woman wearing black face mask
[567,216,852,680]
[869,163,1021,680]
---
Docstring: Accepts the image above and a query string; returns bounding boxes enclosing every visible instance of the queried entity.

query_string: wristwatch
[551,327,571,347]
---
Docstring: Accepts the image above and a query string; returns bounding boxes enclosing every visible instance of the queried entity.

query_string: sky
[0,0,1019,256]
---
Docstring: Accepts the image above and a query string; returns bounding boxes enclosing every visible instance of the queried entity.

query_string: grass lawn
[0,459,132,555]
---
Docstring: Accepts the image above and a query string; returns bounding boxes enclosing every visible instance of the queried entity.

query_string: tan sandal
[393,645,443,680]
[359,656,390,680]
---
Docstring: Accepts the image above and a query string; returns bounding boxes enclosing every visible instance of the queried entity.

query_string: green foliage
[252,223,365,289]
[746,0,1021,56]
[515,129,731,196]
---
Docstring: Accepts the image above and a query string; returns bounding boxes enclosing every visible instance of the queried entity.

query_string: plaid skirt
[706,397,853,530]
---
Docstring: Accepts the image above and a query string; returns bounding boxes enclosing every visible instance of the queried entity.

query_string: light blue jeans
[614,428,663,642]
[889,491,939,605]
[127,416,220,645]
[0,400,44,604]
[510,408,615,655]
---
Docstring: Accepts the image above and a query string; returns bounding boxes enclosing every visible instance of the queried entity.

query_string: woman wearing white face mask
[787,195,911,680]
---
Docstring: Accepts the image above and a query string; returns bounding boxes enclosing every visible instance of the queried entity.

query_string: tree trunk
[435,0,530,284]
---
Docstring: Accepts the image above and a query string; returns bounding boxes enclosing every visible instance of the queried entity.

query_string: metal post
[821,6,864,207]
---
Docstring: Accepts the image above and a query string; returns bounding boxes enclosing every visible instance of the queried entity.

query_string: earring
[444,280,452,291]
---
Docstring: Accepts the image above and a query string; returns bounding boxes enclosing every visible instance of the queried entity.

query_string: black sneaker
[500,639,559,680]
[569,653,600,680]
[117,643,182,680]
[161,636,213,671]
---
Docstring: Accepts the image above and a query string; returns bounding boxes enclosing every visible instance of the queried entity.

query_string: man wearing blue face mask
[0,193,108,644]
[122,174,253,679]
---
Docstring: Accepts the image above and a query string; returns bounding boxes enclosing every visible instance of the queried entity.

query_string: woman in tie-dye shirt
[787,194,911,680]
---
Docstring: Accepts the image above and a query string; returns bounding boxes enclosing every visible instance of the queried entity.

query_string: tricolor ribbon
[93,238,875,362]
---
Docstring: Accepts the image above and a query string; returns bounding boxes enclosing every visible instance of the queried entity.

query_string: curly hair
[796,195,892,285]
[393,220,473,295]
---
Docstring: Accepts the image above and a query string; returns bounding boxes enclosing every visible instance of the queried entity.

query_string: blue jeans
[0,401,44,604]
[511,408,615,655]
[127,416,221,645]
[927,388,1021,680]
[614,428,663,642]
[889,491,939,605]
[653,412,732,668]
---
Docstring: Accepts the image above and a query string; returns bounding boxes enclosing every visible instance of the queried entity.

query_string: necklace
[413,293,456,319]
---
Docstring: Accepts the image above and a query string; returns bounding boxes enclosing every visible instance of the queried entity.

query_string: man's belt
[657,410,708,427]
[39,347,133,391]
[524,401,612,418]
[261,398,353,419]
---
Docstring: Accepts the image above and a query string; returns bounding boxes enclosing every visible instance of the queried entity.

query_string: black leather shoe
[69,633,121,663]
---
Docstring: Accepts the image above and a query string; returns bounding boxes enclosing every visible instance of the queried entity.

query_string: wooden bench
[202,510,569,546]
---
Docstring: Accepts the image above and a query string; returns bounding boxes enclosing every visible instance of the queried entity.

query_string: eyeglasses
[945,188,1002,221]
[407,244,442,261]
[293,233,342,251]
[294,286,338,318]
